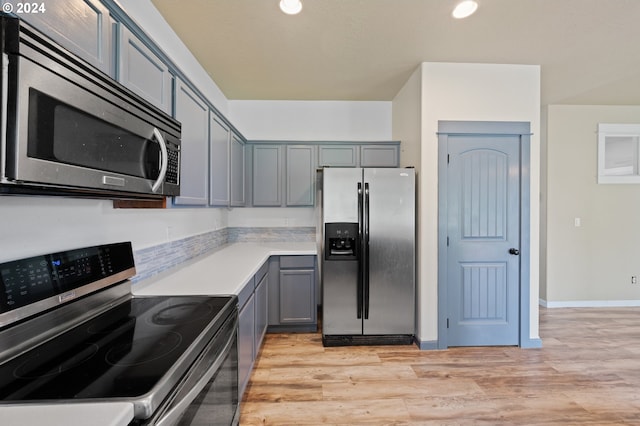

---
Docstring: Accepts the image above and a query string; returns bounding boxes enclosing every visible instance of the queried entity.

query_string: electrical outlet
[632,276,637,284]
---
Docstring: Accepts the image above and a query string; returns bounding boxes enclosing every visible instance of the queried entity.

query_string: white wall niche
[598,123,640,184]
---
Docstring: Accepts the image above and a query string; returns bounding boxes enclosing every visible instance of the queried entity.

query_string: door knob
[509,248,520,255]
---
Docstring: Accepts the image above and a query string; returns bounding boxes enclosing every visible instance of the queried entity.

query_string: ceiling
[150,0,640,106]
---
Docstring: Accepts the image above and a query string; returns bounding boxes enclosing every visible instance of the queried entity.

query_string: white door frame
[437,120,537,348]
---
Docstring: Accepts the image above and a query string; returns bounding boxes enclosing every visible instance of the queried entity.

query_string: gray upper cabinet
[318,143,399,168]
[20,0,111,75]
[210,116,246,207]
[360,144,399,167]
[252,145,283,207]
[173,79,209,206]
[286,145,315,206]
[318,145,358,167]
[230,134,246,207]
[209,114,230,206]
[118,25,172,113]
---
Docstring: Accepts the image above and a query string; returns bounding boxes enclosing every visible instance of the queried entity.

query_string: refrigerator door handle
[357,182,363,319]
[364,182,370,319]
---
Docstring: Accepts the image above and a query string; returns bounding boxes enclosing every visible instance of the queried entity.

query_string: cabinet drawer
[280,255,315,269]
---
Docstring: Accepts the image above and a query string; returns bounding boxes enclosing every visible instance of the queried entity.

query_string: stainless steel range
[0,242,239,425]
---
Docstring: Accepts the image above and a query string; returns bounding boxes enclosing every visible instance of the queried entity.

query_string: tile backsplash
[132,226,315,282]
[228,226,315,243]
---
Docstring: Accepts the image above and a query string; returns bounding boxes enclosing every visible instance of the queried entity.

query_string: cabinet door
[19,0,111,74]
[118,25,172,113]
[318,145,358,167]
[254,273,268,351]
[252,145,282,206]
[230,134,246,207]
[267,257,281,326]
[279,269,316,324]
[360,145,399,167]
[286,146,316,206]
[209,115,230,206]
[238,294,255,398]
[173,80,209,206]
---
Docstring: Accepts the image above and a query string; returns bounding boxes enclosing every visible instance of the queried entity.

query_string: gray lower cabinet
[19,0,111,75]
[118,25,172,113]
[254,271,268,351]
[173,79,209,206]
[238,261,269,398]
[238,288,255,399]
[268,256,317,332]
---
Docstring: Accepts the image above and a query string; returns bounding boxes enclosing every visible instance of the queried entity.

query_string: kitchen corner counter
[132,242,317,297]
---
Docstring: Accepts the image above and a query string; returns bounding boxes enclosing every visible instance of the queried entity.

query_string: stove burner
[150,302,214,326]
[14,343,99,379]
[105,332,182,367]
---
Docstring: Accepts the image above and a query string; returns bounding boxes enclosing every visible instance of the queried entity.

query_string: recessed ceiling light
[280,0,302,15]
[452,0,478,19]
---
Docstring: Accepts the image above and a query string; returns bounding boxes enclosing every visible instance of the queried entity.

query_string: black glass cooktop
[0,295,233,400]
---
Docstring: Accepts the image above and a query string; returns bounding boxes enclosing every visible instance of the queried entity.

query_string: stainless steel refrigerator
[321,167,415,346]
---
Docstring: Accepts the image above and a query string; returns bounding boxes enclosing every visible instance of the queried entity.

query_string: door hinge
[447,154,450,164]
[447,236,449,247]
[446,318,450,328]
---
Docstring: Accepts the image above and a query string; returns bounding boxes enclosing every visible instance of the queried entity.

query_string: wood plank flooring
[240,307,640,425]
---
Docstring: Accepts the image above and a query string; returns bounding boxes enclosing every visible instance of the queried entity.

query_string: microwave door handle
[151,128,168,193]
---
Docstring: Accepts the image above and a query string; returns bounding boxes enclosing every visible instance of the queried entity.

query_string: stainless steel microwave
[0,14,181,199]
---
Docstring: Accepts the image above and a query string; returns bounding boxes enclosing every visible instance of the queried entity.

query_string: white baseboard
[539,298,640,308]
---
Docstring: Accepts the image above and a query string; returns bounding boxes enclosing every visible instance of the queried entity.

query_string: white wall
[0,196,227,263]
[397,62,541,343]
[0,0,236,264]
[228,100,392,141]
[227,100,393,227]
[227,207,316,228]
[391,67,422,334]
[545,105,640,306]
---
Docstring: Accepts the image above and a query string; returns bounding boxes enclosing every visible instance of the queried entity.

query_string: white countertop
[133,241,317,296]
[1,403,134,426]
[1,242,316,426]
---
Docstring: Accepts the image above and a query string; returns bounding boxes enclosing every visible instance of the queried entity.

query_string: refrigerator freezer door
[322,259,362,335]
[322,168,362,223]
[322,168,363,337]
[363,168,415,335]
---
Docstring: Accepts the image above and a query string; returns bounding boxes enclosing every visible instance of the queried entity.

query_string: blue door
[445,134,521,346]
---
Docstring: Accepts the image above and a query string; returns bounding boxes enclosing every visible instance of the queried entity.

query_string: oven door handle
[151,128,168,193]
[154,317,238,426]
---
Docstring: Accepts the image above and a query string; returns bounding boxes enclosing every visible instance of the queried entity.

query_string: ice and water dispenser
[324,223,358,260]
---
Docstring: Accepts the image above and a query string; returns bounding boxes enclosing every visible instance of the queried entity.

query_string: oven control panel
[0,242,135,318]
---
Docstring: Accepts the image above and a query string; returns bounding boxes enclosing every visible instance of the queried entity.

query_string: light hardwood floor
[240,307,640,425]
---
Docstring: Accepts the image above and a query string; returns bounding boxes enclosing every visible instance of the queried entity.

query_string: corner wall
[391,67,423,335]
[412,62,541,344]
